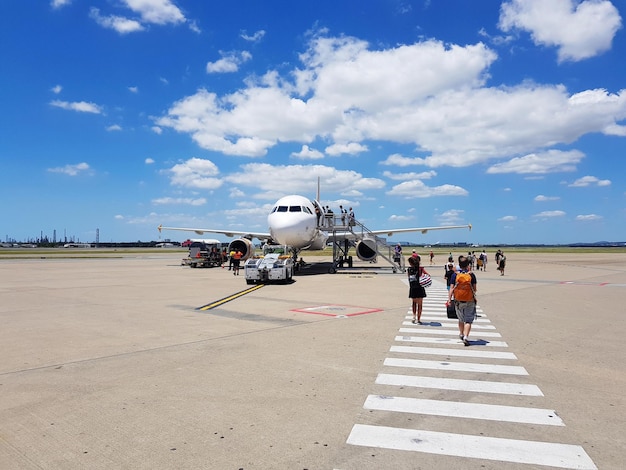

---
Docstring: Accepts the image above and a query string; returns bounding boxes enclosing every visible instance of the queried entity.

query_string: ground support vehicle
[183,241,222,268]
[244,249,294,284]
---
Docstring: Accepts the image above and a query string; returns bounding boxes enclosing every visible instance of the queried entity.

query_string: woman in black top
[407,255,428,324]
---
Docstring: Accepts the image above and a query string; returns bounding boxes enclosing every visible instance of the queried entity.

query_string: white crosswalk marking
[407,314,492,323]
[390,345,517,360]
[346,281,597,469]
[395,335,509,347]
[363,395,564,425]
[399,327,502,337]
[402,320,497,329]
[384,357,529,375]
[347,424,597,469]
[376,373,543,396]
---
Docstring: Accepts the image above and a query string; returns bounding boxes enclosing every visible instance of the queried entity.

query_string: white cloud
[576,214,602,221]
[122,0,186,25]
[224,163,385,198]
[498,215,518,221]
[152,197,207,206]
[151,126,163,135]
[487,149,584,174]
[534,195,560,202]
[89,8,144,34]
[165,158,222,190]
[188,20,201,34]
[533,210,566,218]
[145,158,155,164]
[51,0,71,8]
[206,51,252,74]
[568,175,611,187]
[437,209,465,225]
[47,162,91,176]
[386,180,468,198]
[128,86,139,93]
[603,123,626,136]
[106,124,122,131]
[380,153,426,167]
[499,0,622,62]
[157,32,626,168]
[383,170,437,181]
[325,142,368,156]
[241,30,266,42]
[291,145,324,160]
[51,84,62,94]
[50,99,103,114]
[388,214,414,222]
[229,187,245,198]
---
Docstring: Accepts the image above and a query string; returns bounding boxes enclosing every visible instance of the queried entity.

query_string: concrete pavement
[0,252,624,469]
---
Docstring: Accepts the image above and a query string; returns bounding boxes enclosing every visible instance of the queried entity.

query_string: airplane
[158,193,471,272]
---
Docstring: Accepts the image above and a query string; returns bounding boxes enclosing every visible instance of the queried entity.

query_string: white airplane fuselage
[267,195,327,250]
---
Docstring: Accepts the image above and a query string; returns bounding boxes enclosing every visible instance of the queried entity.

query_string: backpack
[454,272,475,301]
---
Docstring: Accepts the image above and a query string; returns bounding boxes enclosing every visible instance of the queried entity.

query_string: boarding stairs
[322,214,405,273]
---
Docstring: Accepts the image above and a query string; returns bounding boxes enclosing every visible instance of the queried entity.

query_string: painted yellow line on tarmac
[197,284,265,311]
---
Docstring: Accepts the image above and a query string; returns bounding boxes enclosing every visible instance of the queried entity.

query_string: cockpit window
[277,206,288,212]
[304,206,312,214]
[289,206,302,212]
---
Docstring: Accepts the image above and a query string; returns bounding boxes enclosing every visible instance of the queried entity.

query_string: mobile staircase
[322,215,405,274]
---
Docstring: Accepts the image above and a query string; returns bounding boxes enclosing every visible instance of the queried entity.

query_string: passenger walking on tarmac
[429,250,434,265]
[407,255,428,325]
[444,262,455,291]
[232,249,243,275]
[498,253,506,276]
[447,255,477,346]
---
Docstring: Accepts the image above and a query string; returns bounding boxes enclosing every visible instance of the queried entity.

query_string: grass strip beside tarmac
[1,245,625,259]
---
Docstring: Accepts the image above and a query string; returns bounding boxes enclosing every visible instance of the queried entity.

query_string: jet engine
[228,238,255,260]
[306,232,328,250]
[355,238,377,262]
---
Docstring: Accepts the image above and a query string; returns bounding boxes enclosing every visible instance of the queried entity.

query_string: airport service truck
[183,240,223,268]
[244,245,294,284]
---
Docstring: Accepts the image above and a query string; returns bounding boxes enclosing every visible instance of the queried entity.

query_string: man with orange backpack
[446,255,477,346]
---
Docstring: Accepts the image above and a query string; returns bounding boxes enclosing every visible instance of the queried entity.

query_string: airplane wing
[326,224,472,240]
[369,224,472,237]
[158,225,271,241]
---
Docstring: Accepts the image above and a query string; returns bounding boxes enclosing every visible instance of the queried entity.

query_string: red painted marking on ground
[291,304,383,317]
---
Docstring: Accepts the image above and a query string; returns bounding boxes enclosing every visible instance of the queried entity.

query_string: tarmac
[0,251,624,469]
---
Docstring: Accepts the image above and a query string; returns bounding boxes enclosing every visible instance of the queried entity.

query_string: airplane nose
[268,213,313,247]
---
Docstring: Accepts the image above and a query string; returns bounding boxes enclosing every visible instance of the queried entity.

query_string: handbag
[419,273,432,288]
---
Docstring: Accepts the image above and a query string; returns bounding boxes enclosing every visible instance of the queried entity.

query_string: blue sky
[1,0,625,245]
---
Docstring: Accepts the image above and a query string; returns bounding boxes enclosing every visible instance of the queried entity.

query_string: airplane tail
[316,176,320,202]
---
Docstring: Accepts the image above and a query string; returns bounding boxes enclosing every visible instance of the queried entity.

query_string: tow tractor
[244,245,294,284]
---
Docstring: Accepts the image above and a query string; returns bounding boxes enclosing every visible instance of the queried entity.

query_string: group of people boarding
[408,251,484,347]
[315,204,355,228]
